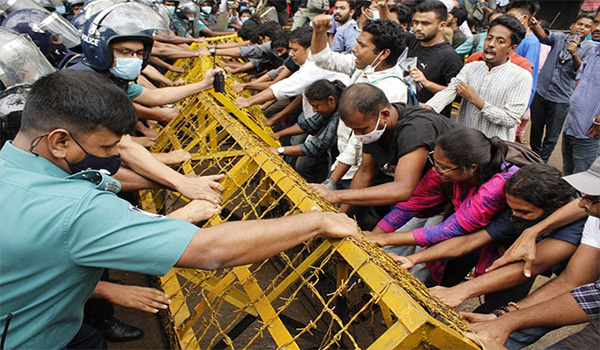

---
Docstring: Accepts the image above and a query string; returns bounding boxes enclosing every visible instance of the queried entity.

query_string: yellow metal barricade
[141,35,479,350]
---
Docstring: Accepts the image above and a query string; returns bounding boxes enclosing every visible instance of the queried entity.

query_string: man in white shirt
[425,15,532,141]
[236,26,349,120]
[308,15,409,190]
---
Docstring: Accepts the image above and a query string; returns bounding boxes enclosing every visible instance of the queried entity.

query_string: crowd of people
[0,0,599,349]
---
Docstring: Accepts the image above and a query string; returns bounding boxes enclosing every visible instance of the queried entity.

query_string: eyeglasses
[428,151,459,175]
[113,48,146,58]
[575,191,600,205]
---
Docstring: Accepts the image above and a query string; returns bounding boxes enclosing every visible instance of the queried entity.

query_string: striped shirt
[426,59,532,141]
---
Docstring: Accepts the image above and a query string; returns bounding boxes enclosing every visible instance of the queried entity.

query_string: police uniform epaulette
[65,170,122,194]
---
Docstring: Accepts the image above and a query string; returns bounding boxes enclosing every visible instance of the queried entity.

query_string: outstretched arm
[133,68,222,106]
[176,212,360,269]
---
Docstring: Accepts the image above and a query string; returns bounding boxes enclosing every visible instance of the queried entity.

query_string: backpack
[372,74,420,107]
[500,140,544,167]
[464,0,485,25]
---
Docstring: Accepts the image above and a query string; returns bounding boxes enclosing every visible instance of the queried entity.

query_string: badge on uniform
[129,205,165,219]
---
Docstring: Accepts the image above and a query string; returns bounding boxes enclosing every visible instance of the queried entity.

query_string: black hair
[505,164,574,211]
[288,26,312,48]
[574,14,595,23]
[505,0,537,18]
[21,70,137,137]
[489,15,526,46]
[353,0,372,20]
[259,20,282,39]
[362,19,406,66]
[402,0,425,12]
[270,29,290,49]
[338,83,388,121]
[334,0,355,8]
[415,0,447,22]
[304,79,346,102]
[435,128,508,187]
[239,9,253,16]
[238,16,261,43]
[389,4,414,25]
[450,7,467,26]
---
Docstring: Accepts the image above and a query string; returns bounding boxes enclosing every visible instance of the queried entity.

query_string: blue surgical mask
[241,16,250,23]
[55,5,66,15]
[109,57,143,81]
[66,134,122,175]
[166,5,176,15]
[201,6,212,14]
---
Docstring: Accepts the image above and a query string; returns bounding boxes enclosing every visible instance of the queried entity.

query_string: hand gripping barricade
[139,35,480,350]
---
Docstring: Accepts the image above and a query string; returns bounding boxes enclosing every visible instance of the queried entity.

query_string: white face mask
[362,50,384,74]
[366,9,380,20]
[354,112,386,144]
[201,6,212,14]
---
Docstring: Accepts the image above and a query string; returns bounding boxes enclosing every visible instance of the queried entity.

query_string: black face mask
[509,211,550,230]
[278,52,289,60]
[66,134,121,175]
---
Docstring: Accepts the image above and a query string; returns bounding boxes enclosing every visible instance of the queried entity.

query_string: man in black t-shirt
[310,83,455,218]
[401,1,463,117]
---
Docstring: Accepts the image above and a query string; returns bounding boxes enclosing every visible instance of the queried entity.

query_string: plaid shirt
[297,112,339,158]
[571,280,600,319]
[426,60,532,141]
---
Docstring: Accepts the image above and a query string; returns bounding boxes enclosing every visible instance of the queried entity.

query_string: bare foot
[153,149,192,165]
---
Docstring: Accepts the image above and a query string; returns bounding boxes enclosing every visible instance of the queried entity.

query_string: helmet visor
[0,30,55,88]
[97,2,169,34]
[38,12,81,48]
[82,0,124,20]
[0,0,49,14]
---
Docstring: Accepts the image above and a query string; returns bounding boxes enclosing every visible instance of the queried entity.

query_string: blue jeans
[561,133,600,175]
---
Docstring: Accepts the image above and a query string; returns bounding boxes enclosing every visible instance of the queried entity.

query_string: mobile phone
[210,47,225,93]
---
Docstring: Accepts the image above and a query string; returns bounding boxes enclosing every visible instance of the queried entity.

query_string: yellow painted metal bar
[176,269,257,316]
[141,32,483,349]
[160,269,202,349]
[266,240,332,303]
[233,267,301,350]
[211,91,280,147]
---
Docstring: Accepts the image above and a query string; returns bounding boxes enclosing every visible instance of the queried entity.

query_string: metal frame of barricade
[140,35,479,350]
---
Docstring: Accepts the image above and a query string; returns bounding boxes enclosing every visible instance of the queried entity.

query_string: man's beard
[334,13,350,24]
[416,31,438,42]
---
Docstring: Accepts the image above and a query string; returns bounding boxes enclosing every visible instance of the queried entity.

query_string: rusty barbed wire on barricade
[139,34,479,350]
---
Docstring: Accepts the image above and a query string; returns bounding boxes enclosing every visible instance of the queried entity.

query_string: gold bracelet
[508,301,521,310]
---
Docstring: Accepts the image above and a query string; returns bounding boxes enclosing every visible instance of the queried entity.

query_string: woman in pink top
[365,128,518,283]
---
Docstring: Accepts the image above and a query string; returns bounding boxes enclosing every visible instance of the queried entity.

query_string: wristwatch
[277,147,285,155]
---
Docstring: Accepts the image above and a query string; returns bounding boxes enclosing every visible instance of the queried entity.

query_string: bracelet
[498,305,510,313]
[593,118,600,126]
[508,301,521,310]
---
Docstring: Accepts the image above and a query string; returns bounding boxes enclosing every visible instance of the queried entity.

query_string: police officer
[0,69,359,349]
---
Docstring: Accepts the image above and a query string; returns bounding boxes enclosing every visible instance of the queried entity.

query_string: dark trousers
[84,270,114,322]
[529,93,570,163]
[64,323,106,350]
